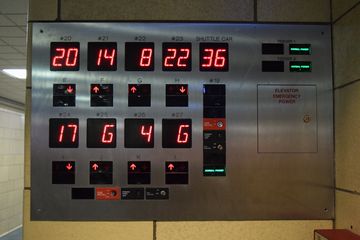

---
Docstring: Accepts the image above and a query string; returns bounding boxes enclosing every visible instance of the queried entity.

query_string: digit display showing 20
[50,42,80,71]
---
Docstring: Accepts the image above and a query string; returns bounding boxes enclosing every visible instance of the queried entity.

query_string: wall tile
[336,190,360,235]
[333,5,360,87]
[332,0,359,21]
[157,221,332,240]
[28,0,58,21]
[335,82,360,191]
[258,0,330,22]
[0,108,24,235]
[61,0,253,21]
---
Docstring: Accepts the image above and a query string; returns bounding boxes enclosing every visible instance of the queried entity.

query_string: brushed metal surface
[31,22,334,220]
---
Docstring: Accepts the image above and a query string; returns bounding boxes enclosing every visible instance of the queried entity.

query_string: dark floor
[0,228,22,240]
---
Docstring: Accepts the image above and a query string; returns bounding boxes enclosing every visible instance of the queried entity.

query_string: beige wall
[333,0,360,235]
[25,0,334,239]
[0,108,24,235]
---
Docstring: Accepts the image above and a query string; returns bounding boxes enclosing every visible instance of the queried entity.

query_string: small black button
[203,107,225,118]
[128,161,151,184]
[53,84,76,107]
[128,84,151,107]
[90,84,113,107]
[72,188,94,199]
[203,85,225,96]
[203,95,225,107]
[165,161,188,184]
[166,84,188,107]
[121,188,145,200]
[146,188,169,200]
[262,61,284,72]
[90,161,113,184]
[52,161,75,184]
[262,43,284,55]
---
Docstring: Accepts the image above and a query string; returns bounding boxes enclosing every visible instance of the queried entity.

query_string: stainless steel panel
[31,22,334,220]
[258,85,317,153]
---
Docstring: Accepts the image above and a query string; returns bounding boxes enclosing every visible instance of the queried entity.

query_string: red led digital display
[87,119,116,148]
[162,119,192,148]
[49,118,79,148]
[50,42,80,71]
[162,43,191,71]
[88,42,117,71]
[125,119,154,148]
[199,43,228,71]
[125,42,154,71]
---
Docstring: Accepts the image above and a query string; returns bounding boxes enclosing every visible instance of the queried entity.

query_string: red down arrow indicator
[66,85,74,94]
[66,163,73,171]
[179,86,186,94]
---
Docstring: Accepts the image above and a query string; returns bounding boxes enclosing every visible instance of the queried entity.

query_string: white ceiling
[0,0,28,107]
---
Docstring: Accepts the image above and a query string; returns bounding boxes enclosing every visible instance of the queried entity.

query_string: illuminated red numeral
[140,48,153,67]
[177,48,190,67]
[52,48,66,67]
[52,48,79,67]
[97,49,116,66]
[66,48,78,66]
[58,124,78,143]
[202,48,227,68]
[141,125,153,143]
[214,49,226,67]
[164,48,177,67]
[101,124,115,143]
[202,49,214,67]
[177,124,190,143]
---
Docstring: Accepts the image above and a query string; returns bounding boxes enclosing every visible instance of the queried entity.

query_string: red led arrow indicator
[168,163,174,171]
[130,86,137,93]
[66,163,73,171]
[179,86,186,94]
[130,163,137,171]
[66,85,74,94]
[92,163,99,171]
[92,86,100,94]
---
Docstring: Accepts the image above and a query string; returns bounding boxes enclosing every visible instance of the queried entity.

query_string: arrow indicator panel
[166,84,188,107]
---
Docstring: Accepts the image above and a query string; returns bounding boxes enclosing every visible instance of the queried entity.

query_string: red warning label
[203,118,226,131]
[96,187,120,200]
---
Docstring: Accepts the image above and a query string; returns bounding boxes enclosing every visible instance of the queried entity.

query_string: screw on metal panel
[303,114,311,123]
[324,208,328,212]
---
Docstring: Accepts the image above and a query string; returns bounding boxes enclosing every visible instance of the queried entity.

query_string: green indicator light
[300,48,310,51]
[300,65,310,69]
[204,169,215,173]
[290,47,300,51]
[290,65,301,68]
[215,169,225,173]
